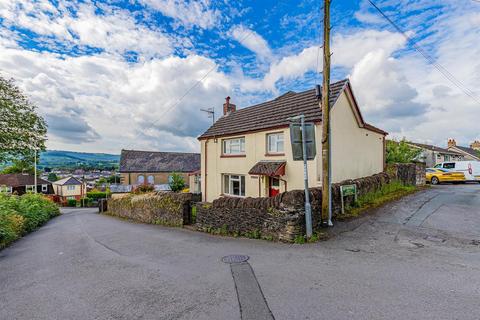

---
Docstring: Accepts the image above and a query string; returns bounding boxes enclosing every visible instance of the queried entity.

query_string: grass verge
[336,180,421,221]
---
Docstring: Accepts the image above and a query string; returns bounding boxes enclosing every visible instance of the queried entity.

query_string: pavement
[0,184,479,320]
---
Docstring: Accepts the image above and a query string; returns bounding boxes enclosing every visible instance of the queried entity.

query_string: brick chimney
[223,96,236,116]
[447,138,456,148]
[470,140,480,150]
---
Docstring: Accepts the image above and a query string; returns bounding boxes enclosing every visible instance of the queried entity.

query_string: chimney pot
[223,96,236,116]
[447,138,457,148]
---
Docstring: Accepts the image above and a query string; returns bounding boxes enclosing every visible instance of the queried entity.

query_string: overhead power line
[121,27,260,151]
[368,0,480,106]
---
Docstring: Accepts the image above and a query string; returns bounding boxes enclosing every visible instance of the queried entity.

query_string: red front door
[269,177,280,197]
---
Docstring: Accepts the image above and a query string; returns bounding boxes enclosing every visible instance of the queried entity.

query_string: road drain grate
[222,255,249,264]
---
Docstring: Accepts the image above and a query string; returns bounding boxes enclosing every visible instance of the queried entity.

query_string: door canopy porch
[248,161,286,177]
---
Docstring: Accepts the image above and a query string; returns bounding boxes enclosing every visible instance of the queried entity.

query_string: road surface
[1,184,479,320]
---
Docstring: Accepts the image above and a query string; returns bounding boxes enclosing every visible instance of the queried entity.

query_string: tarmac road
[0,184,479,320]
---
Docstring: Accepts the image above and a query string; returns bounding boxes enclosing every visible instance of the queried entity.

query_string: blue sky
[0,0,479,153]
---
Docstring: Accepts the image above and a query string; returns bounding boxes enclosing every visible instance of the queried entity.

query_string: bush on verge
[0,193,59,248]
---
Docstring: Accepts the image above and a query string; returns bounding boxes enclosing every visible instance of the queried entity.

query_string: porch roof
[248,161,286,177]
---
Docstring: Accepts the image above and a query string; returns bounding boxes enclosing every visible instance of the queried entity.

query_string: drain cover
[222,255,249,264]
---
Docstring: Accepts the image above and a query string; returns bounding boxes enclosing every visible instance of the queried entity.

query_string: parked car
[426,168,466,185]
[433,161,480,182]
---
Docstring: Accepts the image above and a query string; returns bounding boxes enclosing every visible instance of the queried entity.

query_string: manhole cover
[222,255,249,264]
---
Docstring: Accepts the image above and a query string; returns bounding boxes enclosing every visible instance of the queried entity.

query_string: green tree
[47,173,58,182]
[1,159,34,174]
[386,139,422,164]
[169,172,185,192]
[0,76,47,165]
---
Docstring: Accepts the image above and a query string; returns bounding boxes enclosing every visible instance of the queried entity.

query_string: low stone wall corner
[106,192,195,226]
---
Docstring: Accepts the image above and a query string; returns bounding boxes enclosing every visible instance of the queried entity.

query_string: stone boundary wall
[106,192,195,226]
[195,164,424,242]
[387,162,426,186]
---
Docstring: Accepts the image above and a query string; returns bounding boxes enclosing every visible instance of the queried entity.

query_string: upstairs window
[222,137,245,155]
[223,174,245,196]
[67,185,76,191]
[267,132,284,154]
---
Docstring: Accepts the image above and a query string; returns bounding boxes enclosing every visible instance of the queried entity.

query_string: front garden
[0,193,60,249]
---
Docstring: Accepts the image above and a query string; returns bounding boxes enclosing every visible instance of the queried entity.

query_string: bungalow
[447,139,480,161]
[52,176,86,202]
[407,142,464,167]
[119,150,201,186]
[198,79,388,202]
[0,173,54,195]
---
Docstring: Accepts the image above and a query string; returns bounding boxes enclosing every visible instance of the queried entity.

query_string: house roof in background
[119,150,201,173]
[53,176,83,185]
[450,145,480,159]
[408,142,462,155]
[0,174,51,187]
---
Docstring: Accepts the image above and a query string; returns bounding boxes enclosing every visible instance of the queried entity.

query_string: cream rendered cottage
[198,79,388,202]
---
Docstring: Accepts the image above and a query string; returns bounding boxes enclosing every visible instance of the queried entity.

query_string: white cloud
[0,46,231,153]
[139,0,219,29]
[230,25,273,61]
[0,0,172,58]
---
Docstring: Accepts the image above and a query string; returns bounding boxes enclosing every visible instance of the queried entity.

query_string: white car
[434,161,480,182]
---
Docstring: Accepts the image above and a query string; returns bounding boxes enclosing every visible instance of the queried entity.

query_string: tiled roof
[452,145,480,159]
[198,79,349,139]
[53,176,83,186]
[248,161,286,176]
[119,150,201,173]
[408,142,462,155]
[0,174,51,187]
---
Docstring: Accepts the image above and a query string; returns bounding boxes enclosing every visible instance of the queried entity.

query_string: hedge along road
[0,184,480,320]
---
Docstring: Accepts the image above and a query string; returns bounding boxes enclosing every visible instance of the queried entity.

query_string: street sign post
[289,122,316,161]
[288,115,316,238]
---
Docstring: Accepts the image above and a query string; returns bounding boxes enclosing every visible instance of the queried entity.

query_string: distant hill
[39,150,120,170]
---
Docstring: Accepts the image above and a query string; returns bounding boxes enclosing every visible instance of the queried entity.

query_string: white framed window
[222,137,245,155]
[267,132,284,154]
[67,185,76,191]
[223,174,245,196]
[0,185,12,193]
[137,175,145,184]
[41,184,48,192]
[147,175,154,184]
[26,185,35,192]
[66,196,75,200]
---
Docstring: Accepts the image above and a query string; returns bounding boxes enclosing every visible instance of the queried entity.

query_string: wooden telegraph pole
[321,0,332,226]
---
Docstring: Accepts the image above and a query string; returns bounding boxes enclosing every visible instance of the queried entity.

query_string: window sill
[221,154,246,158]
[220,193,245,198]
[265,153,285,157]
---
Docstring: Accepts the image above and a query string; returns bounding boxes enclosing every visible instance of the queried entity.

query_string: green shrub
[169,172,185,192]
[66,199,77,207]
[86,191,109,200]
[80,197,93,207]
[0,193,59,248]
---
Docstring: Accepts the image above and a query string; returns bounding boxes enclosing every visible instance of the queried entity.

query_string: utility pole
[34,145,37,194]
[321,0,332,226]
